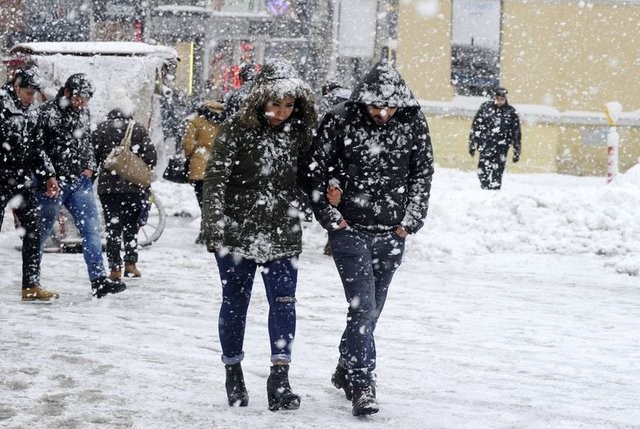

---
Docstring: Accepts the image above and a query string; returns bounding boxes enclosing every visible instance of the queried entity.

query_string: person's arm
[181,118,197,158]
[202,122,238,251]
[308,112,346,230]
[400,112,434,235]
[511,110,522,162]
[468,104,485,156]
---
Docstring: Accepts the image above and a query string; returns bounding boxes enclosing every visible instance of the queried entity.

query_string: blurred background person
[92,95,157,280]
[0,65,59,301]
[181,100,225,244]
[469,86,521,190]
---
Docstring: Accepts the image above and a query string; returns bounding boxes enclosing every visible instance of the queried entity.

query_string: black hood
[349,59,420,109]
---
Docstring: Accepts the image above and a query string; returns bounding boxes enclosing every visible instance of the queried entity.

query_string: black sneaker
[91,276,127,298]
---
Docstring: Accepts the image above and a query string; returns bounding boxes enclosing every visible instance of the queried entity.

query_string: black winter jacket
[32,89,96,187]
[92,109,158,194]
[309,59,434,234]
[0,84,54,187]
[203,58,316,263]
[469,100,521,158]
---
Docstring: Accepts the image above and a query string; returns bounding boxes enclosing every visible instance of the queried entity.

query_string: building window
[451,0,501,96]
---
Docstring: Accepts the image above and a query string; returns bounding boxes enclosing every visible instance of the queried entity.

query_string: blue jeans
[38,175,106,282]
[215,252,298,365]
[329,227,405,387]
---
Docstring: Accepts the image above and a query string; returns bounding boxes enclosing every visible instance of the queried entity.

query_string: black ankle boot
[352,385,379,416]
[331,365,353,400]
[225,363,249,406]
[266,365,300,411]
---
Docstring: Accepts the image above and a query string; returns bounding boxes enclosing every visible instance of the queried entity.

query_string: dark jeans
[477,150,507,190]
[191,180,203,234]
[0,184,42,288]
[215,252,298,365]
[99,192,144,269]
[329,227,405,387]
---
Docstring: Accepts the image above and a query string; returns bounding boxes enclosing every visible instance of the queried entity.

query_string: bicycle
[11,189,166,253]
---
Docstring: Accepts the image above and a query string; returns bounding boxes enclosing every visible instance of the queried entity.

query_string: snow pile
[153,166,640,277]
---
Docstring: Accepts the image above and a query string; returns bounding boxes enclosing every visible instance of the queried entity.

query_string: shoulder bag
[103,120,152,187]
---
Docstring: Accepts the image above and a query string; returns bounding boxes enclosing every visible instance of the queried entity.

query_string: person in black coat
[469,87,522,190]
[308,59,434,416]
[92,107,157,280]
[0,66,58,301]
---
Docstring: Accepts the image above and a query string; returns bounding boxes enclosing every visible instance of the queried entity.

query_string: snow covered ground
[1,166,639,428]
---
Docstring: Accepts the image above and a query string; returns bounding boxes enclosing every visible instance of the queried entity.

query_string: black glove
[513,154,520,163]
[469,148,475,157]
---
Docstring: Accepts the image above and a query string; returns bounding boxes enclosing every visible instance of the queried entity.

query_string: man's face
[494,96,507,107]
[14,83,37,108]
[64,88,91,111]
[367,105,397,125]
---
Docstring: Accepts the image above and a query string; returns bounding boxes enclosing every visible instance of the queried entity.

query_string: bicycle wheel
[138,191,166,247]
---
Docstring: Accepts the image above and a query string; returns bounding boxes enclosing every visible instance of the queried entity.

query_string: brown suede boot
[124,262,141,278]
[108,267,122,281]
[22,284,60,301]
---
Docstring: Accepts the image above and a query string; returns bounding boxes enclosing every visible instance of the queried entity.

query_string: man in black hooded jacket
[0,66,59,301]
[469,87,521,189]
[308,59,434,416]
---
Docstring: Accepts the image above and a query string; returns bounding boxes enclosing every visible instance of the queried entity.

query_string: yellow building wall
[396,0,453,101]
[502,1,640,111]
[398,0,640,176]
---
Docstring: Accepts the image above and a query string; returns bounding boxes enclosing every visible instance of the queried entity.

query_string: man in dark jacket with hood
[308,59,434,416]
[33,73,126,298]
[0,66,59,301]
[469,86,521,190]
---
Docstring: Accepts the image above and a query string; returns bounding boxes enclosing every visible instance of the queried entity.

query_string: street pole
[604,102,622,184]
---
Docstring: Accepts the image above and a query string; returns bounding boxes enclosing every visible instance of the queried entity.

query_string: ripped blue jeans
[215,252,298,365]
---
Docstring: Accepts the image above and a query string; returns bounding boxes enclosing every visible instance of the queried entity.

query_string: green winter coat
[202,58,315,263]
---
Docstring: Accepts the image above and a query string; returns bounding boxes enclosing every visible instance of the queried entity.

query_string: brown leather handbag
[103,120,152,187]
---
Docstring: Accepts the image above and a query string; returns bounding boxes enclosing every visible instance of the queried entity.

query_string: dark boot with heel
[331,365,353,400]
[225,363,249,407]
[266,365,300,411]
[352,384,379,416]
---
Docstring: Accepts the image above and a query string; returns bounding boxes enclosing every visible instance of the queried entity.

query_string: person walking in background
[0,65,59,301]
[92,99,157,280]
[181,100,225,244]
[202,58,315,411]
[33,73,126,299]
[469,86,521,190]
[223,62,258,118]
[308,59,434,416]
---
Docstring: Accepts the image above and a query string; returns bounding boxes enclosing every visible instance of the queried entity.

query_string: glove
[469,148,475,157]
[513,154,520,163]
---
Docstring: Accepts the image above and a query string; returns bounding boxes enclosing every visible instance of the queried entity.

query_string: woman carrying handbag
[92,101,157,280]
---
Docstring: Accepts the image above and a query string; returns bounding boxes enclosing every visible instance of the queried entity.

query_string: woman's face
[264,96,295,126]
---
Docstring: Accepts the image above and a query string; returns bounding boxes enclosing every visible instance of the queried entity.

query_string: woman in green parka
[202,58,315,411]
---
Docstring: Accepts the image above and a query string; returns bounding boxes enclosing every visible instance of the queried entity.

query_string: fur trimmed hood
[237,58,316,130]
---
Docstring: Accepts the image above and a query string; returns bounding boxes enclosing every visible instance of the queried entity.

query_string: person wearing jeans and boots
[203,58,315,411]
[33,73,126,298]
[0,65,59,301]
[308,59,434,416]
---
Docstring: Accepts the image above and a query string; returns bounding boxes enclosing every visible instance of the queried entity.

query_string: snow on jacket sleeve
[308,112,346,231]
[202,121,238,251]
[400,111,434,234]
